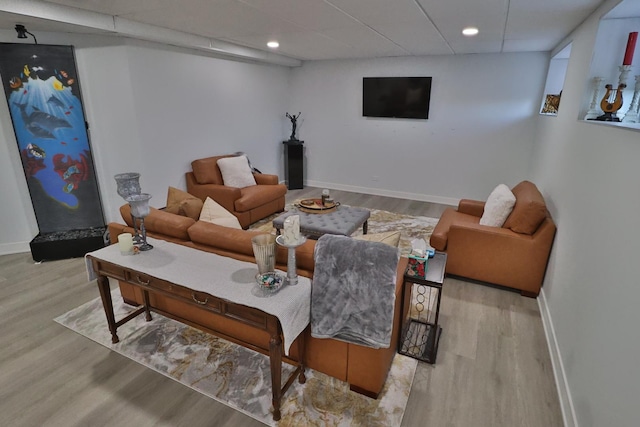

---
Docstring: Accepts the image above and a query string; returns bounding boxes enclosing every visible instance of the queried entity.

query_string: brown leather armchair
[186,154,286,229]
[430,181,556,297]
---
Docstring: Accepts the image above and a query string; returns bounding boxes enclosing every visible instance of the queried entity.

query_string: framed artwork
[0,43,105,234]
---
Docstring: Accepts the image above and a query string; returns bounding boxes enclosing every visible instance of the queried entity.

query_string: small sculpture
[286,112,301,141]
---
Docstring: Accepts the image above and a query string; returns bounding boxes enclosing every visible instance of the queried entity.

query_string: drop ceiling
[0,0,614,65]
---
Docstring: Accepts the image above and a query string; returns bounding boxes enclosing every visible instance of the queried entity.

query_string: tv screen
[363,77,432,119]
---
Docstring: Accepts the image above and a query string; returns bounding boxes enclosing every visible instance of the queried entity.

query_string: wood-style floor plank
[0,187,563,427]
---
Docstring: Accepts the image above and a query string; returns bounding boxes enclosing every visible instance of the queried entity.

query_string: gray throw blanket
[311,234,400,348]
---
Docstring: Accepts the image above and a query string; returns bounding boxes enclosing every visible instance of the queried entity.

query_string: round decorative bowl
[255,271,285,293]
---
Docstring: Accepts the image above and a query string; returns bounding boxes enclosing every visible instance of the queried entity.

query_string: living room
[0,0,638,426]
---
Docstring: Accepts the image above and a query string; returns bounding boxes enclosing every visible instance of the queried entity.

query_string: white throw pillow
[479,184,516,227]
[216,155,257,188]
[199,197,242,229]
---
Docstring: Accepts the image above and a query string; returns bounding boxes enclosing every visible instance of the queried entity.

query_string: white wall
[288,53,548,204]
[0,33,291,253]
[531,1,640,426]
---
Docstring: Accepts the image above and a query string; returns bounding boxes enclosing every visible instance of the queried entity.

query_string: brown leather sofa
[430,181,556,297]
[109,204,408,398]
[186,155,287,229]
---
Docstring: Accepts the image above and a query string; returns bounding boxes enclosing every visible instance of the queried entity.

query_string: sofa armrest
[457,199,485,217]
[254,173,279,185]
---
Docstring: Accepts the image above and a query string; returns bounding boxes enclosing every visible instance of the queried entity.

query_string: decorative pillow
[165,187,203,220]
[216,155,256,188]
[479,184,516,227]
[354,231,401,248]
[199,197,242,229]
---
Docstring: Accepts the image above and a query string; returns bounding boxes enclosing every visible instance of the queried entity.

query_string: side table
[398,251,447,364]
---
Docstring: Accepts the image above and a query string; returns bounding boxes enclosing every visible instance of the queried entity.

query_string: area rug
[55,288,418,426]
[250,204,439,257]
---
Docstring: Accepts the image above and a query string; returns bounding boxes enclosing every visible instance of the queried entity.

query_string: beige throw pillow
[354,230,401,248]
[165,187,203,220]
[216,155,256,188]
[479,184,516,227]
[199,197,242,229]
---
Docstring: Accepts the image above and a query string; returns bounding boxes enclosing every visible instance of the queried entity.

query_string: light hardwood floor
[0,188,563,426]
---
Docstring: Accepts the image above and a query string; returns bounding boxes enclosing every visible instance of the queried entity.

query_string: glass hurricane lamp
[114,172,143,243]
[125,193,153,251]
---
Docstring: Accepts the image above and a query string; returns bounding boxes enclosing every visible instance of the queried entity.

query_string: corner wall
[0,32,291,254]
[531,1,640,426]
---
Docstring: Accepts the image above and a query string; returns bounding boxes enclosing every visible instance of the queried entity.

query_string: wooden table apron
[87,255,306,421]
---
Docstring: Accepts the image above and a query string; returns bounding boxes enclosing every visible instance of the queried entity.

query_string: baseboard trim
[538,288,578,427]
[304,180,459,207]
[0,241,31,256]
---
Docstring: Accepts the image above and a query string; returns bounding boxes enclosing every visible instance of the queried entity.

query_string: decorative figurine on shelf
[286,112,301,141]
[590,32,638,122]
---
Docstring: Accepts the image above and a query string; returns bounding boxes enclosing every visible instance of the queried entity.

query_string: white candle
[118,232,133,255]
[283,215,300,244]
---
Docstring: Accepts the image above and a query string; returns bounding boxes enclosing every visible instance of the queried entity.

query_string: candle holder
[276,235,307,286]
[114,173,143,244]
[623,75,640,123]
[584,77,604,120]
[125,193,153,251]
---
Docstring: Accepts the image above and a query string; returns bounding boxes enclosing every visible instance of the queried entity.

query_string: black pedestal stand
[283,140,304,190]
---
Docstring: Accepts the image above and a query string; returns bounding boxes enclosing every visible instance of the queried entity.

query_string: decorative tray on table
[295,198,339,214]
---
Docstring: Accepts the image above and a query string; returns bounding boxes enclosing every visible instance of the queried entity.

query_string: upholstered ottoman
[273,206,370,239]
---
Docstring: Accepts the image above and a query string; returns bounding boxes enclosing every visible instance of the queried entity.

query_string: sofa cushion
[165,187,203,220]
[217,155,257,188]
[479,184,516,227]
[191,155,230,185]
[354,231,401,248]
[503,181,547,235]
[430,208,480,251]
[199,197,242,229]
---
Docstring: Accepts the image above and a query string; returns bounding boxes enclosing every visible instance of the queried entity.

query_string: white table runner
[85,238,310,354]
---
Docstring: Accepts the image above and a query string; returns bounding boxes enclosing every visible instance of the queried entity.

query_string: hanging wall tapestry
[0,43,105,260]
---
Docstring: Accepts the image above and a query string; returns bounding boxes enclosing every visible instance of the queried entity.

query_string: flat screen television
[362,77,432,119]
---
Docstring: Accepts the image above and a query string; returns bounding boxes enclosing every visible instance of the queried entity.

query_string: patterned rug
[55,289,418,426]
[250,204,439,257]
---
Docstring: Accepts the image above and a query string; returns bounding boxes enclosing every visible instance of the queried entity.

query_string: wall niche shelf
[580,2,640,130]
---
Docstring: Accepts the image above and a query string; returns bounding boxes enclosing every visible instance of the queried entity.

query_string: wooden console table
[86,239,310,421]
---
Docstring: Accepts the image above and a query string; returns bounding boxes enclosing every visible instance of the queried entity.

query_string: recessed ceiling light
[267,41,279,48]
[462,27,479,36]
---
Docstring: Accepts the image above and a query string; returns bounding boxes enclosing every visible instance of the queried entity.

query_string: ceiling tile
[238,0,359,31]
[327,0,431,26]
[119,0,304,38]
[226,31,354,60]
[46,0,180,16]
[372,22,452,56]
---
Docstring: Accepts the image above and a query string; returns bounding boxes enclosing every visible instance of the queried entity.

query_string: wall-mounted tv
[363,77,432,119]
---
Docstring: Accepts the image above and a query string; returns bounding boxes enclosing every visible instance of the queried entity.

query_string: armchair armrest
[457,199,485,217]
[187,183,241,213]
[254,173,279,185]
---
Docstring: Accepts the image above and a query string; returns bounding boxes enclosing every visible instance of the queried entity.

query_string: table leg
[142,289,152,321]
[363,220,368,235]
[269,333,283,421]
[297,331,306,384]
[96,275,119,344]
